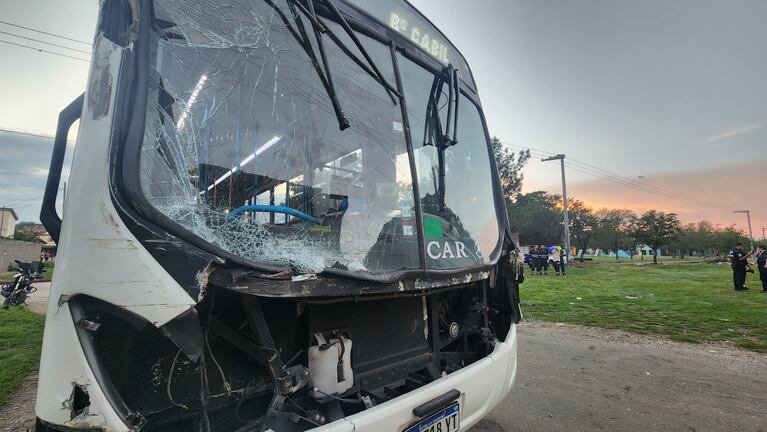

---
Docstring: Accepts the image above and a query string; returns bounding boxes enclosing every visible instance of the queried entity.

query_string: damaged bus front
[36,0,523,430]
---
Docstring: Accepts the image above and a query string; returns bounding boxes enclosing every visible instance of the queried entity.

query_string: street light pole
[734,210,754,249]
[542,154,571,262]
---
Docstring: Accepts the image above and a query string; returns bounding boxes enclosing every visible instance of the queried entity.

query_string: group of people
[525,245,567,276]
[730,242,767,293]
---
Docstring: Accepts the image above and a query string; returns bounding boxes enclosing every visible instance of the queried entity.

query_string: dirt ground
[3,321,765,431]
[474,321,767,432]
[23,282,49,315]
[0,374,37,431]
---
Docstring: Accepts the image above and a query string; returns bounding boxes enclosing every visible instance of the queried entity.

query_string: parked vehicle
[1,260,43,308]
[36,0,524,431]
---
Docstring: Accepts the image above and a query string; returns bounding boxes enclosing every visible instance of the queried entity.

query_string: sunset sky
[0,0,765,236]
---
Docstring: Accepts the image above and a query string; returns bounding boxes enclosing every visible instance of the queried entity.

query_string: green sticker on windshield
[423,216,444,238]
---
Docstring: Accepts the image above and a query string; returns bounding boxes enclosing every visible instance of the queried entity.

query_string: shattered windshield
[137,0,501,275]
[139,0,418,274]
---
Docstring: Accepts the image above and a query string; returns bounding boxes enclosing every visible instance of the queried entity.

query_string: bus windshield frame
[114,0,506,283]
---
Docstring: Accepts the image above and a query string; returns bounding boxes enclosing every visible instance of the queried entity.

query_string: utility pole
[733,210,754,249]
[762,227,765,242]
[542,154,571,262]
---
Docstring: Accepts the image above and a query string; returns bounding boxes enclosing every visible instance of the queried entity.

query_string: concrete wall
[0,239,41,272]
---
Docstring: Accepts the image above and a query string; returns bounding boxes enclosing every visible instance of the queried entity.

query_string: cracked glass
[139,0,419,274]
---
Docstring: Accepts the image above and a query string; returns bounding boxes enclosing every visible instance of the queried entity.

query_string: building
[0,207,18,239]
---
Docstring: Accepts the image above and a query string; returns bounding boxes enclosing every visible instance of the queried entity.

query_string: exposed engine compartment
[68,262,520,431]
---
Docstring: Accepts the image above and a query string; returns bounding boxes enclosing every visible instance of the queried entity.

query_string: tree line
[491,138,749,263]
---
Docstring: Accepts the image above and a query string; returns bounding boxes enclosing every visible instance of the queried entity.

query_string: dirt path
[0,282,48,431]
[475,321,767,432]
[0,375,37,431]
[4,321,765,431]
[24,282,49,315]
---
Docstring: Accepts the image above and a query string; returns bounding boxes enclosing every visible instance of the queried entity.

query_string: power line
[6,201,43,210]
[0,129,54,139]
[0,39,89,62]
[565,163,726,210]
[550,154,717,207]
[0,19,91,46]
[1,197,43,205]
[0,29,91,54]
[0,171,47,176]
[561,155,728,209]
[567,160,725,210]
[506,143,729,211]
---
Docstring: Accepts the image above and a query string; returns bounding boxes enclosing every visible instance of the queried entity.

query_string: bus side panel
[35,303,130,430]
[36,34,194,429]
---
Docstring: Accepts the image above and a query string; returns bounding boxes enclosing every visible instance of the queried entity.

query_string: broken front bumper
[34,316,517,432]
[312,324,518,432]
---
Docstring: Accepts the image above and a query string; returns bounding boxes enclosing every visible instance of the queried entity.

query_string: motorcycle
[2,260,43,308]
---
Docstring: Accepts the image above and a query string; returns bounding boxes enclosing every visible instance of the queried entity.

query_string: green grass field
[0,307,45,405]
[522,262,767,352]
[587,255,711,263]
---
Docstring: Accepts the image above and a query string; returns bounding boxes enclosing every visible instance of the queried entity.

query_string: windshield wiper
[424,64,459,149]
[290,0,400,101]
[294,1,352,129]
[262,0,349,130]
[317,0,400,104]
[423,65,460,212]
[281,0,400,127]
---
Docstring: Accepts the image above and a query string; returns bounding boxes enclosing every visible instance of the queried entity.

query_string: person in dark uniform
[524,250,534,270]
[730,242,752,291]
[755,245,767,293]
[533,245,546,275]
[532,245,542,275]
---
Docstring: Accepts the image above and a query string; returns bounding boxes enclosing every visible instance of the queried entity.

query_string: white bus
[36,0,523,431]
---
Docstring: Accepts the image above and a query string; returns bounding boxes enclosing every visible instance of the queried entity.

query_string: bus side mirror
[41,94,84,244]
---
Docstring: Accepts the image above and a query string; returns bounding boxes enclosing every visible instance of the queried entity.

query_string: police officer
[525,249,534,270]
[755,245,767,293]
[730,242,752,291]
[531,245,542,275]
[534,245,545,275]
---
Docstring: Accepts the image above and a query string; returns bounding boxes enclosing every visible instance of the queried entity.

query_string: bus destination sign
[389,12,449,63]
[344,0,475,88]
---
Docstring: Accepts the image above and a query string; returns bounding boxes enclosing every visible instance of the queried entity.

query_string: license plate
[404,403,460,432]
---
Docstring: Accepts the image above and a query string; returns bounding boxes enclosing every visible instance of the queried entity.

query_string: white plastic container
[309,333,353,398]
